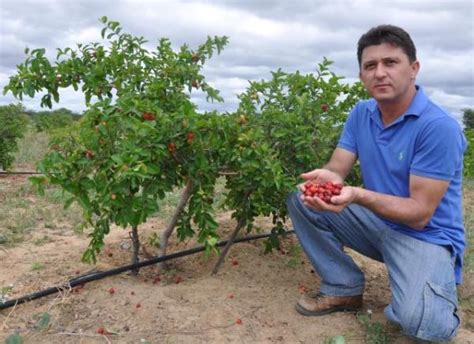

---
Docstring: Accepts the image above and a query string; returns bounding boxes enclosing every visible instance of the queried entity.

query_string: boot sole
[295,302,361,316]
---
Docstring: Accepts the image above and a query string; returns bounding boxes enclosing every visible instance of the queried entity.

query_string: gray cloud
[0,0,472,122]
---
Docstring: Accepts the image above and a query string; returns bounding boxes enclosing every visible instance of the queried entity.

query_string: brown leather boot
[296,291,363,316]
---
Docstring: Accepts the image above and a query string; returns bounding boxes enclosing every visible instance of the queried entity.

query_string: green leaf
[77,193,91,210]
[5,334,23,344]
[28,176,47,196]
[33,312,51,331]
[53,90,59,103]
[63,197,75,210]
[327,335,345,344]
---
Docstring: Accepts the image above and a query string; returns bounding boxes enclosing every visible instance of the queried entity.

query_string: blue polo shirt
[337,86,467,283]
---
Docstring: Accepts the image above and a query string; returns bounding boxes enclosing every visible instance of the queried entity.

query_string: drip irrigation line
[0,171,42,175]
[0,229,294,310]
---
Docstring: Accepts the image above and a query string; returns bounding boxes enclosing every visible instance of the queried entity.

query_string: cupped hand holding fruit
[299,168,357,212]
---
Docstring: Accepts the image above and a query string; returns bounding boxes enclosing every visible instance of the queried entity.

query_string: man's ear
[411,60,420,80]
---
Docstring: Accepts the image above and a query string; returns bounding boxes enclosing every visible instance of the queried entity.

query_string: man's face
[359,43,419,103]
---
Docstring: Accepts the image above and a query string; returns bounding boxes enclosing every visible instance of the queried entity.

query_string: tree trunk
[157,178,193,270]
[130,225,140,275]
[211,215,246,275]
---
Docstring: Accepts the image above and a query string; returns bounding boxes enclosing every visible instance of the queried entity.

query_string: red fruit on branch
[167,142,177,153]
[303,181,343,204]
[320,103,329,112]
[85,150,95,159]
[186,132,195,144]
[142,112,156,121]
[191,80,199,89]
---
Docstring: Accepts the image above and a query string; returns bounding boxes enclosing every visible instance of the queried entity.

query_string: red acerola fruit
[142,112,156,121]
[303,181,343,204]
[85,150,95,159]
[167,142,177,153]
[186,132,195,144]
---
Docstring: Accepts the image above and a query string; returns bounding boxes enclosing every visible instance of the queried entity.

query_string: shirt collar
[368,85,429,124]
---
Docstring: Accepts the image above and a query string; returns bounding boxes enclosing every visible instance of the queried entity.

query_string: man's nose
[374,63,387,78]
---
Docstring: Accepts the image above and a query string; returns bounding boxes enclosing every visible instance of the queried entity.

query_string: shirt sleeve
[337,105,358,155]
[410,117,466,181]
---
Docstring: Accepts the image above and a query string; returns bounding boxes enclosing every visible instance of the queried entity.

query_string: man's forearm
[352,187,429,230]
[322,162,349,182]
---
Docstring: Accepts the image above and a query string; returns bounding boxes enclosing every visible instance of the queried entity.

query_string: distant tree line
[464,108,474,130]
[24,107,82,132]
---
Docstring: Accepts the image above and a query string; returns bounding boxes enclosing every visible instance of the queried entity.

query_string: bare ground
[1,174,473,343]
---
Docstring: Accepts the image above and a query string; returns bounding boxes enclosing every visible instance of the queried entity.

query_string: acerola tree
[213,61,366,269]
[4,17,367,272]
[4,17,229,269]
[464,129,474,178]
[0,104,29,170]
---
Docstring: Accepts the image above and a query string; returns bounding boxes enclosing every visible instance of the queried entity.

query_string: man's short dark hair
[357,25,417,66]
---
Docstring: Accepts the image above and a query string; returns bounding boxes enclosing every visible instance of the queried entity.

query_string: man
[286,25,466,342]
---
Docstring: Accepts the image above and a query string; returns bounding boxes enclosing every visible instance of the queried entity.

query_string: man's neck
[379,86,417,127]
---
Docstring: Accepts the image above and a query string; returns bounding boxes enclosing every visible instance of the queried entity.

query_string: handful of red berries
[303,181,343,204]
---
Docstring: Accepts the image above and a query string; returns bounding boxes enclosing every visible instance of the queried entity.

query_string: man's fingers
[300,169,321,180]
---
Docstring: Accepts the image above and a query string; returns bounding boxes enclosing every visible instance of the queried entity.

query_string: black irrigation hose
[0,171,42,175]
[0,229,295,310]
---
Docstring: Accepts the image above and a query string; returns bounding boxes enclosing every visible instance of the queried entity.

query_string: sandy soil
[0,176,473,343]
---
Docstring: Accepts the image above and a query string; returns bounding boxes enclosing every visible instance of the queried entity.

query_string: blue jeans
[286,192,460,342]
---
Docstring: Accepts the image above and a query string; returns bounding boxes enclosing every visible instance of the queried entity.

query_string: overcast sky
[0,0,473,123]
